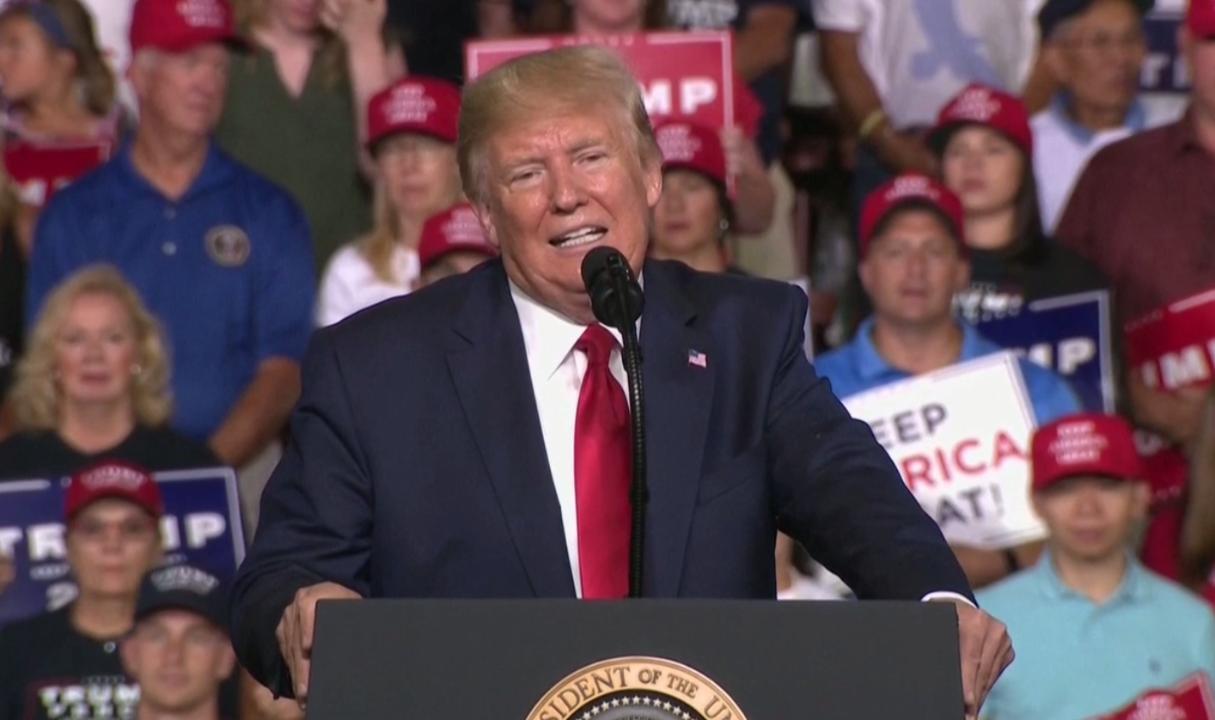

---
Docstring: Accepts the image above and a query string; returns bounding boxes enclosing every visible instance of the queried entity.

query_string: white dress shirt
[509,280,973,606]
[510,282,629,598]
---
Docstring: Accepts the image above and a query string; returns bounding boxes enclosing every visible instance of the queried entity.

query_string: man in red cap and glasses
[978,413,1215,720]
[0,461,163,720]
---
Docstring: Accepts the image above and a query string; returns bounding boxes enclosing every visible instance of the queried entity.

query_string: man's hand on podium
[276,581,362,707]
[934,598,1014,720]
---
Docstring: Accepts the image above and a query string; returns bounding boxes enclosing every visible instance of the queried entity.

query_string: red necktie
[573,324,632,599]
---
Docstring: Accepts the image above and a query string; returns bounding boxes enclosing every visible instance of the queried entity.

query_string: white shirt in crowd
[510,279,970,606]
[316,243,420,327]
[811,0,1043,128]
[1033,97,1173,233]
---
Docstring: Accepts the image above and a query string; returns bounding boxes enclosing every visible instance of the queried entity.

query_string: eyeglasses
[1061,30,1147,55]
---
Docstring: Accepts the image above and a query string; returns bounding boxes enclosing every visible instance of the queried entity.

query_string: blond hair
[356,160,463,285]
[10,265,173,430]
[457,45,660,205]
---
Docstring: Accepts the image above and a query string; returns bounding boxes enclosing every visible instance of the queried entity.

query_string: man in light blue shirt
[978,413,1215,720]
[815,173,1080,589]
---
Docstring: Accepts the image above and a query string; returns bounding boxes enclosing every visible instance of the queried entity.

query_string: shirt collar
[851,317,893,381]
[1033,549,1150,604]
[117,139,236,201]
[1049,93,1148,145]
[508,280,626,381]
[853,317,981,380]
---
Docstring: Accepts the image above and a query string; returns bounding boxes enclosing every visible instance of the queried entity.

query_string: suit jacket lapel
[639,262,715,597]
[445,262,576,597]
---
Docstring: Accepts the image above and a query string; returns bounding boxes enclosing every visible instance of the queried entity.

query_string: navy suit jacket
[230,259,972,694]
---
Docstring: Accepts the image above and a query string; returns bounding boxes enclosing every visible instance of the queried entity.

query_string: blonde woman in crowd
[0,264,215,478]
[316,75,463,326]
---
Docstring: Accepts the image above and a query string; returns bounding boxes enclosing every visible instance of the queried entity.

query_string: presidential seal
[204,225,251,267]
[527,657,747,720]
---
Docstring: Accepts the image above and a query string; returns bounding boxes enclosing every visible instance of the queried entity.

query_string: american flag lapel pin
[687,348,708,369]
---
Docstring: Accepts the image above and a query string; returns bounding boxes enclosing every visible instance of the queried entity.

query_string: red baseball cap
[418,203,497,271]
[858,173,966,257]
[654,121,727,187]
[1189,0,1215,37]
[1032,413,1144,492]
[129,0,237,55]
[366,77,461,150]
[929,83,1033,156]
[66,461,164,521]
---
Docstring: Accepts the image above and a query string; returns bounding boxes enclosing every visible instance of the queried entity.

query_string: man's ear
[119,635,138,677]
[643,153,663,209]
[1042,42,1071,87]
[472,199,500,249]
[858,255,874,297]
[217,642,237,681]
[954,253,972,292]
[1130,480,1151,520]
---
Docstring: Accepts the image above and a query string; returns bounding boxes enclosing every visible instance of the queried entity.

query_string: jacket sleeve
[767,286,975,602]
[228,328,374,697]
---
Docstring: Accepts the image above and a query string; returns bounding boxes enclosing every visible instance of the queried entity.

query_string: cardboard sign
[1125,288,1215,392]
[3,140,112,208]
[0,467,244,625]
[1096,672,1215,720]
[842,352,1045,549]
[466,32,739,131]
[975,290,1115,413]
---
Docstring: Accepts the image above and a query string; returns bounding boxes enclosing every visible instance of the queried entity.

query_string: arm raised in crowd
[721,126,775,234]
[818,29,936,175]
[320,0,406,178]
[733,4,798,82]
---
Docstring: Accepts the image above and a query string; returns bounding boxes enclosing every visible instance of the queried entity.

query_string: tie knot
[576,324,618,367]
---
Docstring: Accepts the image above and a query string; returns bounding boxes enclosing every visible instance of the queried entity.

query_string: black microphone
[579,245,648,599]
[581,247,644,330]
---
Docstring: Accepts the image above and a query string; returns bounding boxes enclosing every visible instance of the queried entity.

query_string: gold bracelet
[857,108,888,141]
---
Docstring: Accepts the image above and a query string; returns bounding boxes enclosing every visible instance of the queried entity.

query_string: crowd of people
[0,0,1211,717]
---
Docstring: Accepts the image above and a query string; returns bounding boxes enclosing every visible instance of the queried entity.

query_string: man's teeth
[554,227,606,248]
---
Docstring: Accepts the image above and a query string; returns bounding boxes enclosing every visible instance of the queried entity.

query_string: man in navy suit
[230,46,1013,718]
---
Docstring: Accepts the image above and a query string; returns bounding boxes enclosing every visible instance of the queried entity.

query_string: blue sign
[1143,12,1186,94]
[0,467,244,625]
[974,291,1114,414]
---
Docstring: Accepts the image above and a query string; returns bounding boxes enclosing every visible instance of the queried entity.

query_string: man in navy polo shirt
[26,0,313,482]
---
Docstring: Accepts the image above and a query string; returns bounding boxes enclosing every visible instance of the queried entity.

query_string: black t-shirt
[0,606,137,720]
[0,227,23,404]
[0,425,219,480]
[956,237,1111,324]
